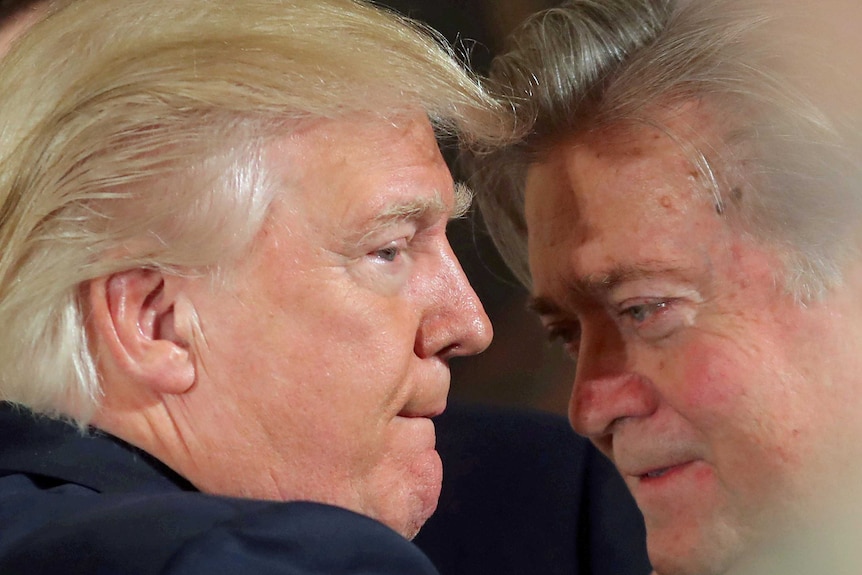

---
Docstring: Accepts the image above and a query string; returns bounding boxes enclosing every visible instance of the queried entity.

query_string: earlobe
[88,268,196,395]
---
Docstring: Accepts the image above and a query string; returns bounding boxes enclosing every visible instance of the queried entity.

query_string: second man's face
[524,102,862,575]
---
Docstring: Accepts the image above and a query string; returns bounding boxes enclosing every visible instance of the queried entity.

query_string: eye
[375,244,400,262]
[545,321,582,359]
[617,299,686,341]
[620,301,669,324]
[371,239,407,263]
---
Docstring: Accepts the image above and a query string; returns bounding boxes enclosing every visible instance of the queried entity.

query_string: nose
[568,324,658,446]
[414,242,493,360]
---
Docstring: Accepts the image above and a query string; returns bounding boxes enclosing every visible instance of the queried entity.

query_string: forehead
[264,112,453,223]
[300,112,438,155]
[271,112,444,178]
[524,106,728,287]
[258,114,455,254]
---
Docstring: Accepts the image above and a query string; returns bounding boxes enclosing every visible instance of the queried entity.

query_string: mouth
[397,397,447,420]
[635,460,694,482]
[642,467,673,480]
[393,407,442,453]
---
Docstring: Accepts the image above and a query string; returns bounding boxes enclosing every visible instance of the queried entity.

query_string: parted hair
[468,0,862,299]
[0,0,507,420]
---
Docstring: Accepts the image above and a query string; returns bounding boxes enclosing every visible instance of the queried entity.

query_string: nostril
[438,343,458,359]
[413,327,460,360]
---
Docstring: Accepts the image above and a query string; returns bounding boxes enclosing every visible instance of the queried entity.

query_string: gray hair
[467,0,862,299]
[0,0,508,420]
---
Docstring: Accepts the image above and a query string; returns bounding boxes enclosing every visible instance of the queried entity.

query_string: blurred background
[378,0,576,416]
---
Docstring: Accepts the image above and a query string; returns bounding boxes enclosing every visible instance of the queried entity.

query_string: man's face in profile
[523,101,862,574]
[167,112,492,539]
[1,0,492,542]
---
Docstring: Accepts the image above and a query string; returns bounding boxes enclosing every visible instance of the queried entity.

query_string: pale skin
[85,112,492,539]
[524,102,862,575]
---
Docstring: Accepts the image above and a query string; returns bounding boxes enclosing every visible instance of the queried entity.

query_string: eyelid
[541,316,582,360]
[610,281,703,306]
[370,236,410,261]
[358,220,413,251]
[354,219,418,253]
[618,300,670,322]
[615,297,697,341]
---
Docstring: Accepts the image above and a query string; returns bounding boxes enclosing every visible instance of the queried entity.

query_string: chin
[647,522,744,575]
[401,516,427,541]
[383,450,443,540]
[379,494,438,540]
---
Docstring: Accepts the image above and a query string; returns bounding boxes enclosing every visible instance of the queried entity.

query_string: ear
[87,268,195,395]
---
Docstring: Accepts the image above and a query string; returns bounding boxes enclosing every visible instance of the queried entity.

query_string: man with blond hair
[0,0,504,572]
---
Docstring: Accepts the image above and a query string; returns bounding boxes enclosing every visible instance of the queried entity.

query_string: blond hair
[0,0,507,420]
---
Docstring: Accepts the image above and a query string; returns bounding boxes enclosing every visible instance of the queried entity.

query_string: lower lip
[629,461,718,518]
[395,415,438,447]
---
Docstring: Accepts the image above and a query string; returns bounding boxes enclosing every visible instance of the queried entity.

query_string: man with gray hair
[467,0,862,574]
[0,0,506,572]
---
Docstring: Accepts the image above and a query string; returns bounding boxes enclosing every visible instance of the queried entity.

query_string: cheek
[663,338,745,421]
[673,337,789,459]
[677,337,814,493]
[679,352,734,409]
[672,310,804,425]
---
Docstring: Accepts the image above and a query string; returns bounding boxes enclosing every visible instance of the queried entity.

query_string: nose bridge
[569,319,655,437]
[414,240,492,359]
[576,316,626,382]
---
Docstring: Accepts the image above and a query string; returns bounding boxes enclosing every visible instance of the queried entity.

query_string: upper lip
[398,397,447,419]
[614,445,700,479]
[608,424,702,479]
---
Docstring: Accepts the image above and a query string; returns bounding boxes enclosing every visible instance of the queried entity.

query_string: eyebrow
[375,191,447,223]
[526,263,693,316]
[452,182,474,219]
[349,184,471,249]
[366,182,472,231]
[374,182,472,221]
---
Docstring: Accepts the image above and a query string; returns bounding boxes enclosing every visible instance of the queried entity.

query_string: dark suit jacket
[0,402,649,575]
[415,403,651,575]
[0,404,439,575]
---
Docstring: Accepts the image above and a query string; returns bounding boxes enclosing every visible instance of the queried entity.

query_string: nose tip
[434,273,494,361]
[454,292,493,357]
